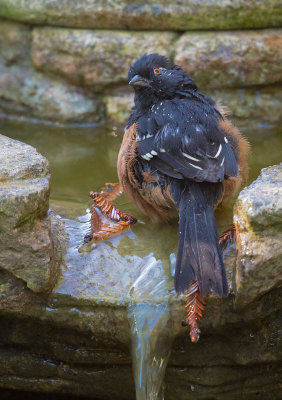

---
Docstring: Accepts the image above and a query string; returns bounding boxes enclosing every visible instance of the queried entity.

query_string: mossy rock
[31,27,178,90]
[0,19,31,66]
[0,0,281,30]
[175,30,282,88]
[234,164,282,308]
[0,61,104,124]
[0,135,64,293]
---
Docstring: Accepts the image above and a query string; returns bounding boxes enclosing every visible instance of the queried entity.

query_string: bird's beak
[129,75,150,87]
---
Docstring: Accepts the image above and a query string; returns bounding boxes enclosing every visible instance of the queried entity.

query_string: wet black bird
[117,53,249,341]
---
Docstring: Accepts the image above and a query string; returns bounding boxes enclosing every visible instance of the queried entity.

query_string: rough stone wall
[0,134,65,293]
[0,1,281,126]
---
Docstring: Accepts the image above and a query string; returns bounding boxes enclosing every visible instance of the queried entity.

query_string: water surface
[1,117,281,234]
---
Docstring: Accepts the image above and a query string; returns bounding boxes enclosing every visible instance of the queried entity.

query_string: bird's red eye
[153,68,161,75]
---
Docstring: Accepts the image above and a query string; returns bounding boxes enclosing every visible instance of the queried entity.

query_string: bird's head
[128,53,197,106]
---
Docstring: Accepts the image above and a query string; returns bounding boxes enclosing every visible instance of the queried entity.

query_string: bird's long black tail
[171,182,228,342]
[172,182,228,298]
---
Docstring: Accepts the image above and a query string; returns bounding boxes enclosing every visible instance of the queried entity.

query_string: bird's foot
[219,223,236,249]
[182,281,206,343]
[84,184,137,244]
[89,191,136,224]
[84,220,135,243]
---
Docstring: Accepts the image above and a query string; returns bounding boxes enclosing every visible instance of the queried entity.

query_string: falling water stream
[128,303,172,400]
[128,256,175,400]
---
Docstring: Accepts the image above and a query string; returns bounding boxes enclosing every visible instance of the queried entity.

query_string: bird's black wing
[137,111,238,183]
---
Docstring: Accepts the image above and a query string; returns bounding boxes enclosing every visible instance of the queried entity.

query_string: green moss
[0,1,281,30]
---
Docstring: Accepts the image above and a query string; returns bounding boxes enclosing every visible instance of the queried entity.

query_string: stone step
[0,0,281,30]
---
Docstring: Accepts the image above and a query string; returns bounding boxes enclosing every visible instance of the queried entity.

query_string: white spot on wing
[151,150,157,156]
[160,148,166,152]
[142,155,150,161]
[220,157,225,167]
[224,137,228,143]
[189,163,203,170]
[182,152,200,162]
[214,144,222,158]
[146,134,153,139]
[145,152,153,159]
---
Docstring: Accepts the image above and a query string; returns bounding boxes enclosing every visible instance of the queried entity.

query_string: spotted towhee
[87,53,249,342]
